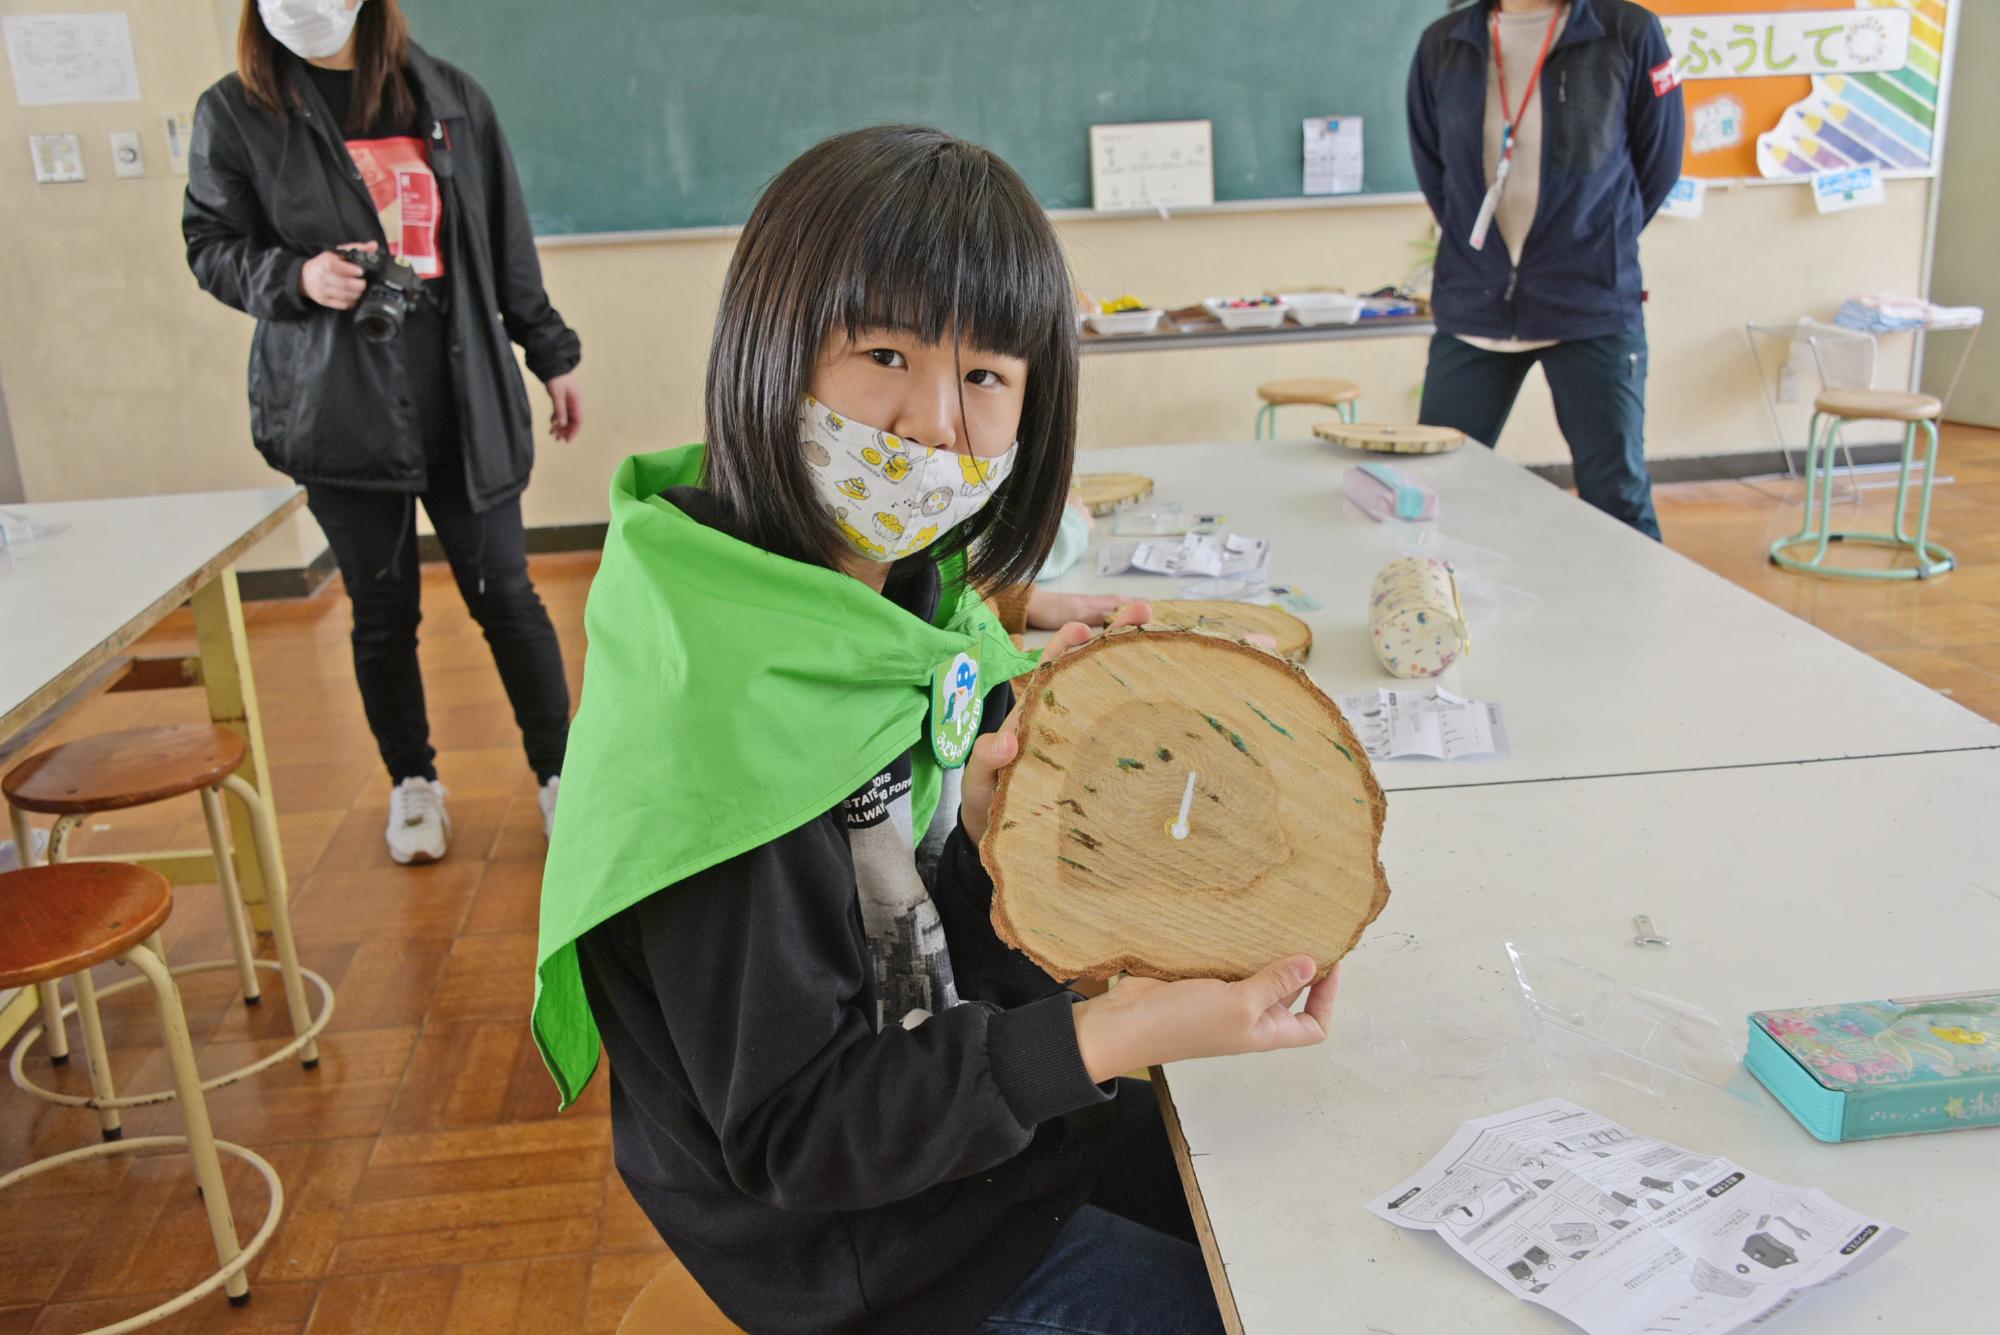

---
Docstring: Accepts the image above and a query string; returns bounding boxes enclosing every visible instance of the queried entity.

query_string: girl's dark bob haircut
[703,124,1078,593]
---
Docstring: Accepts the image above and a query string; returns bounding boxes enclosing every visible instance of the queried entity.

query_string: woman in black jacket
[185,0,581,864]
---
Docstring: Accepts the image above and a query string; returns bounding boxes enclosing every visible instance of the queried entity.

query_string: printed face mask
[259,0,364,60]
[801,395,1018,562]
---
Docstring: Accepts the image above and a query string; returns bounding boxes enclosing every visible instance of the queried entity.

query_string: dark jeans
[305,458,569,785]
[979,1078,1225,1335]
[1418,329,1662,540]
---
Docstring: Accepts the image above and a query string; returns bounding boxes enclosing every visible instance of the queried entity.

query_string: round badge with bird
[931,650,983,768]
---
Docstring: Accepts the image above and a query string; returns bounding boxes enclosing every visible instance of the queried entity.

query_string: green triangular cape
[533,446,1041,1108]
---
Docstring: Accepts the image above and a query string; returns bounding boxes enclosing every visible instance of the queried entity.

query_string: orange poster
[1644,0,1952,178]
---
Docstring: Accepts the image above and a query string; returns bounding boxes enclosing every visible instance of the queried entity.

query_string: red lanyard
[1493,4,1565,153]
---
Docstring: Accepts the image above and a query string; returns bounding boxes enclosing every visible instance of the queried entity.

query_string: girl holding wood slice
[534,126,1339,1335]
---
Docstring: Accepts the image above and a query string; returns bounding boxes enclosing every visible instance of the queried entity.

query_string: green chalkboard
[404,0,1438,236]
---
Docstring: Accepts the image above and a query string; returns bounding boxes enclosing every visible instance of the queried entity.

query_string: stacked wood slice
[1313,422,1465,455]
[1148,600,1313,662]
[1073,472,1155,516]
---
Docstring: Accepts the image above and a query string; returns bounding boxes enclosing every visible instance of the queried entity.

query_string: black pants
[1418,329,1662,540]
[1091,1077,1201,1245]
[307,466,569,785]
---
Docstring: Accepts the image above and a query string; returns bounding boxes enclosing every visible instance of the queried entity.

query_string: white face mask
[259,0,363,61]
[800,396,1018,562]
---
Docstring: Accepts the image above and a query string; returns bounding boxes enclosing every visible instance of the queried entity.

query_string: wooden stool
[0,863,283,1326]
[5,725,330,1138]
[1769,389,1954,580]
[1255,377,1361,438]
[618,1258,745,1334]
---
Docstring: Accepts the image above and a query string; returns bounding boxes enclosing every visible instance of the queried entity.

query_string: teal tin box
[1747,991,2000,1142]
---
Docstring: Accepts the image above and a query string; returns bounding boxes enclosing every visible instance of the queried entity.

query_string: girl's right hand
[300,242,376,310]
[1071,956,1339,1081]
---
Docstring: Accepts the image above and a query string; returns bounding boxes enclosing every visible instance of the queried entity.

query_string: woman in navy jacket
[1407,0,1684,538]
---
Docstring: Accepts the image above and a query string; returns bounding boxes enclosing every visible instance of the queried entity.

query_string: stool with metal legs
[1768,388,1955,581]
[1255,377,1361,438]
[5,724,331,1140]
[0,861,283,1329]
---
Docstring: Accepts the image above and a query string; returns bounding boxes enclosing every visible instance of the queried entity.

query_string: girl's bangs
[827,150,1067,363]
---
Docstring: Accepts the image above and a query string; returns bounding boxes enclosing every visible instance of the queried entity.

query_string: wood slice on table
[983,628,1389,984]
[1313,421,1465,455]
[1073,471,1155,516]
[1148,600,1313,662]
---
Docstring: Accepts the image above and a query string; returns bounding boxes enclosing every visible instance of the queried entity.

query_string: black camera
[337,247,423,342]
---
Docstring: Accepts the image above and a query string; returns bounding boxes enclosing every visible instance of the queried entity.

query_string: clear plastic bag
[1363,1002,1550,1102]
[1505,942,1748,1098]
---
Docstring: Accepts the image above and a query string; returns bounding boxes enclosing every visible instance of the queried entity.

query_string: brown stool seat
[0,863,171,988]
[1257,377,1362,407]
[618,1259,745,1334]
[1812,388,1942,422]
[4,724,246,815]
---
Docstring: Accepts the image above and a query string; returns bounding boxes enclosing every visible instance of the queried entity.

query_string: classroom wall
[1923,0,1997,427]
[0,1,1932,569]
[0,0,327,569]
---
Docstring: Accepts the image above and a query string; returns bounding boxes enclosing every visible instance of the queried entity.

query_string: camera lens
[354,289,405,342]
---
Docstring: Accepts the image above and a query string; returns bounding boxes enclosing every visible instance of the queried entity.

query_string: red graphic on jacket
[343,136,445,279]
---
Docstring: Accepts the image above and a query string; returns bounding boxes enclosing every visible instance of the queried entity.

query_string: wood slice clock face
[983,628,1389,983]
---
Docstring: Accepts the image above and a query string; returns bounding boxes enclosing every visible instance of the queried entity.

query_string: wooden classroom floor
[2,422,1996,1334]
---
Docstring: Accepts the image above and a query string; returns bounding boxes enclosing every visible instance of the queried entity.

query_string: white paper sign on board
[1089,120,1214,213]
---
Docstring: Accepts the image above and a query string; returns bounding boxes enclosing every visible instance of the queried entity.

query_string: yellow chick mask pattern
[800,395,1018,561]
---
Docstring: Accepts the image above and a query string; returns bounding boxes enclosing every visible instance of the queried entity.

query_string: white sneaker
[538,774,560,840]
[386,777,451,865]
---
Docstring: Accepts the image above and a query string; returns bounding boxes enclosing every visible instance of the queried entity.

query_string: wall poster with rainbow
[1648,0,1955,180]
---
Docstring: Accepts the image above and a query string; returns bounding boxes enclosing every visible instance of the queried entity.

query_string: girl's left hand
[545,372,584,442]
[960,600,1151,843]
[1025,590,1130,631]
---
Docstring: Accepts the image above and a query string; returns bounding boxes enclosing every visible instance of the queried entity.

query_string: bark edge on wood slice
[1149,600,1312,662]
[1073,472,1155,516]
[1312,421,1465,455]
[981,626,1388,984]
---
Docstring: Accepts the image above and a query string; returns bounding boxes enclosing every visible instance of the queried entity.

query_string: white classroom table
[1041,440,2000,787]
[0,488,303,1040]
[1159,749,2000,1334]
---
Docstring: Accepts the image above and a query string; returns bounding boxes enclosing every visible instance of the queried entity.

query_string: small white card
[1658,176,1706,220]
[1096,532,1269,580]
[1089,119,1214,213]
[28,131,85,182]
[164,111,192,175]
[1338,687,1510,762]
[1812,163,1884,213]
[1689,95,1744,154]
[1303,116,1363,196]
